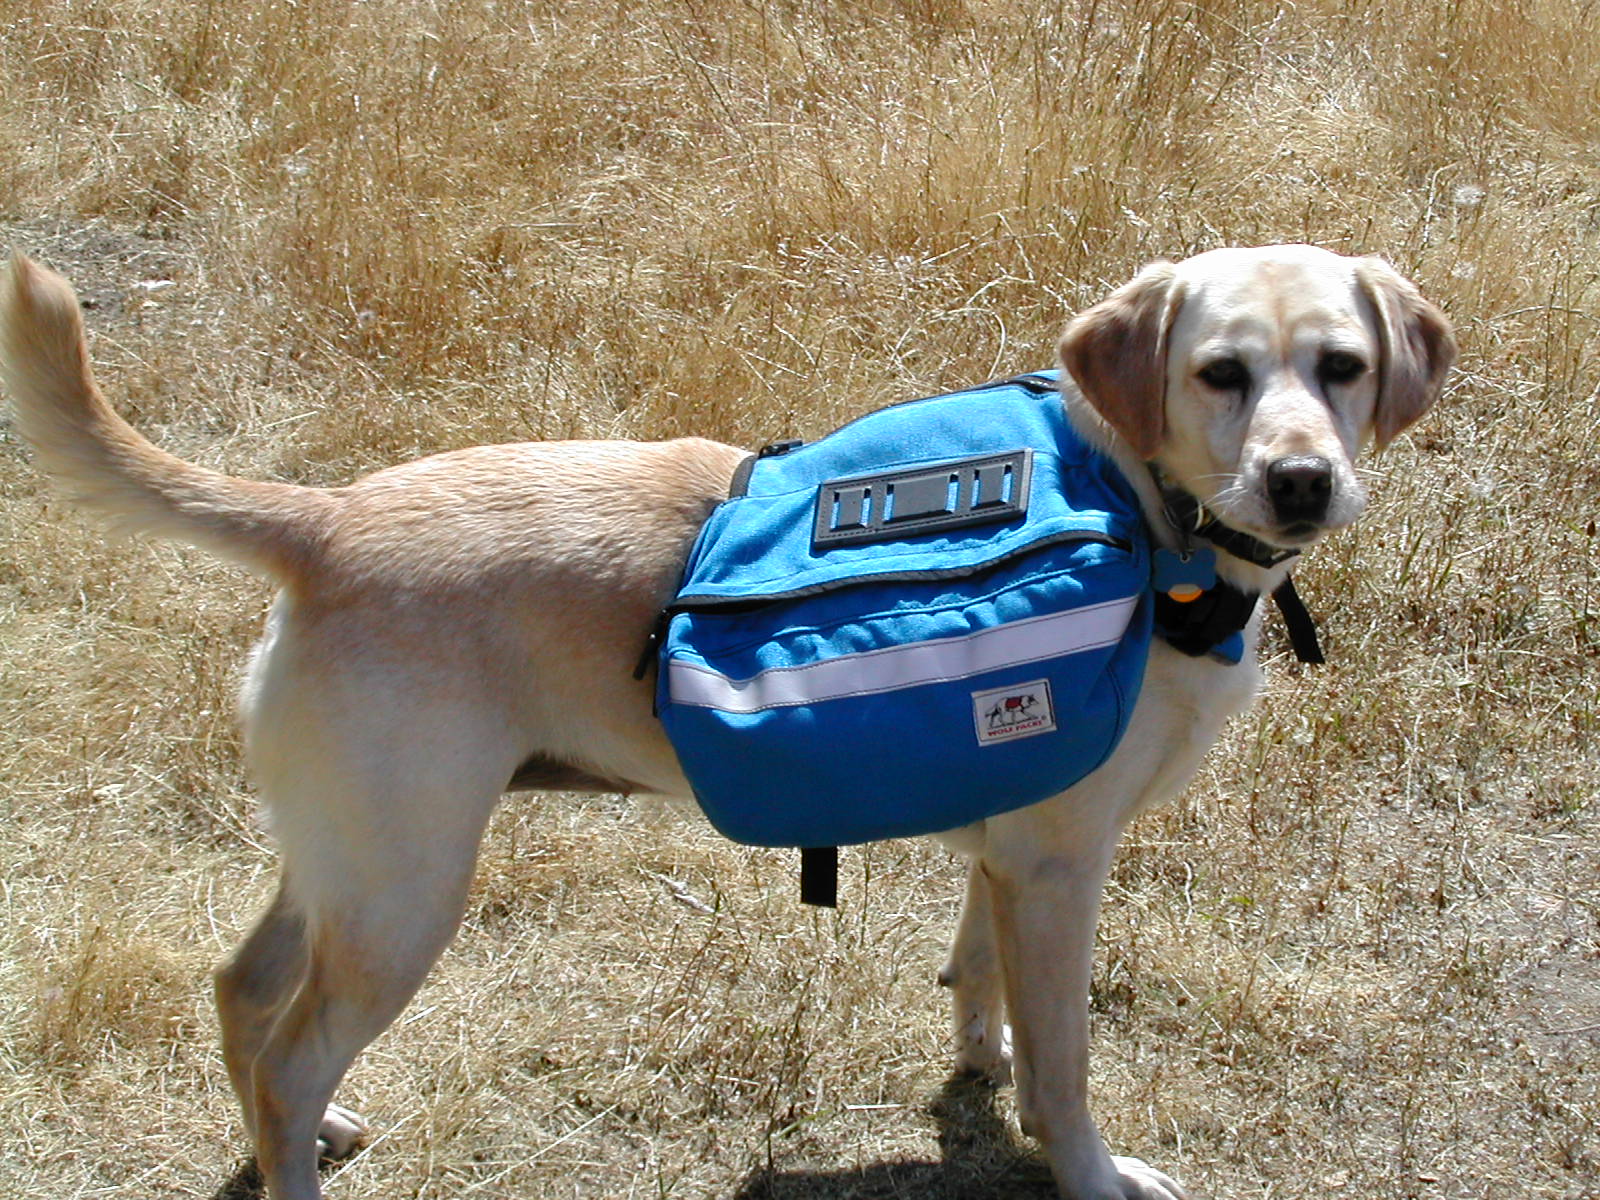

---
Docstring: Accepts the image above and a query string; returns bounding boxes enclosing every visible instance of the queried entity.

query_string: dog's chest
[1111,635,1263,816]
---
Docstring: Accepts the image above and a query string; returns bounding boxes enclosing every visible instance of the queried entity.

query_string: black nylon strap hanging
[1271,577,1325,664]
[800,846,838,907]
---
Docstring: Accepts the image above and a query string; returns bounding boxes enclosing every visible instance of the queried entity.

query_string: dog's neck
[1060,387,1294,594]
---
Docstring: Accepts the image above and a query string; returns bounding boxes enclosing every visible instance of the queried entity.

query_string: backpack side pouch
[656,374,1153,847]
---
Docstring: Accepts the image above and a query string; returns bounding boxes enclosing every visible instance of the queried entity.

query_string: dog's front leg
[939,859,1012,1082]
[983,804,1187,1200]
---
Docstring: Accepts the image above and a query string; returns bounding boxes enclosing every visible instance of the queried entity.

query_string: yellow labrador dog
[0,245,1452,1200]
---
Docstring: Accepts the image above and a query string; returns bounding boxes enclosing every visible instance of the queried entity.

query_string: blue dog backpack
[654,371,1154,850]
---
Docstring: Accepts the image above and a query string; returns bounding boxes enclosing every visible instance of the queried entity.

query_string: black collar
[1156,480,1302,570]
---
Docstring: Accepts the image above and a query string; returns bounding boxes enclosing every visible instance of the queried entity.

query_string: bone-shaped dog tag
[1153,546,1217,603]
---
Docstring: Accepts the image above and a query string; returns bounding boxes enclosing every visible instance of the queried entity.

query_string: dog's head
[1060,244,1455,550]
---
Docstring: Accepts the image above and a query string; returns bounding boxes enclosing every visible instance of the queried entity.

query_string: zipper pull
[633,608,672,681]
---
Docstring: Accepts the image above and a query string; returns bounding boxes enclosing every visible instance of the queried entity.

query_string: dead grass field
[1,1,1597,1197]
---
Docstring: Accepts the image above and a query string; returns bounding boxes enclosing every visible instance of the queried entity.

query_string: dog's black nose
[1267,455,1333,524]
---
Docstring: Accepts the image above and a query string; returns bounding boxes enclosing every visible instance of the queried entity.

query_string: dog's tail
[0,254,332,583]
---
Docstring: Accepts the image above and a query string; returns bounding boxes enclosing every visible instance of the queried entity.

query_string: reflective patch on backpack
[973,679,1057,746]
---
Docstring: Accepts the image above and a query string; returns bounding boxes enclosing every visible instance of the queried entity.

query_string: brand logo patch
[972,679,1057,746]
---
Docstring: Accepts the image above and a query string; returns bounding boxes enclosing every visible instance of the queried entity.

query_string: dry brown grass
[1,1,1598,1197]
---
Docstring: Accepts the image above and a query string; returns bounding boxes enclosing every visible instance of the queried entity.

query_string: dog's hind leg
[229,591,537,1197]
[214,883,306,1145]
[214,882,368,1161]
[244,784,499,1200]
[938,859,1011,1083]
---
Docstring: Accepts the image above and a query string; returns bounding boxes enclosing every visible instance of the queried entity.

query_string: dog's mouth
[1164,462,1360,559]
[1195,497,1337,555]
[1267,518,1327,546]
[1203,475,1359,551]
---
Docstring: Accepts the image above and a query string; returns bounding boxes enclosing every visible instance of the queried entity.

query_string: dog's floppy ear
[1354,257,1456,447]
[1058,262,1183,460]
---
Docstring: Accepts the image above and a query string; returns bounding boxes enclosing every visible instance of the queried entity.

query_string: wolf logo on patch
[972,679,1058,746]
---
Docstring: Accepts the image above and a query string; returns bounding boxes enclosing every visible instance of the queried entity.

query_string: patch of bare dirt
[1,217,194,328]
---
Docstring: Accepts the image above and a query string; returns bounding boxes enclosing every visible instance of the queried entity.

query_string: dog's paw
[1108,1155,1188,1200]
[316,1103,369,1161]
[953,1017,1013,1086]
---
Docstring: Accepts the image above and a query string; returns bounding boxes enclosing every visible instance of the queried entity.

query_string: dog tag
[1153,547,1216,603]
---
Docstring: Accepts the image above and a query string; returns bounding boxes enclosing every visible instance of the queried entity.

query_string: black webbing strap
[800,847,838,907]
[1271,577,1325,664]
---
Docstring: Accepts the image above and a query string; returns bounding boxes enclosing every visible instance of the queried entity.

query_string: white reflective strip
[667,594,1138,714]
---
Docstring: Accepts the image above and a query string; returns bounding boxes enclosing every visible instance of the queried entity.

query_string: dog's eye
[1197,358,1250,392]
[1318,351,1366,385]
